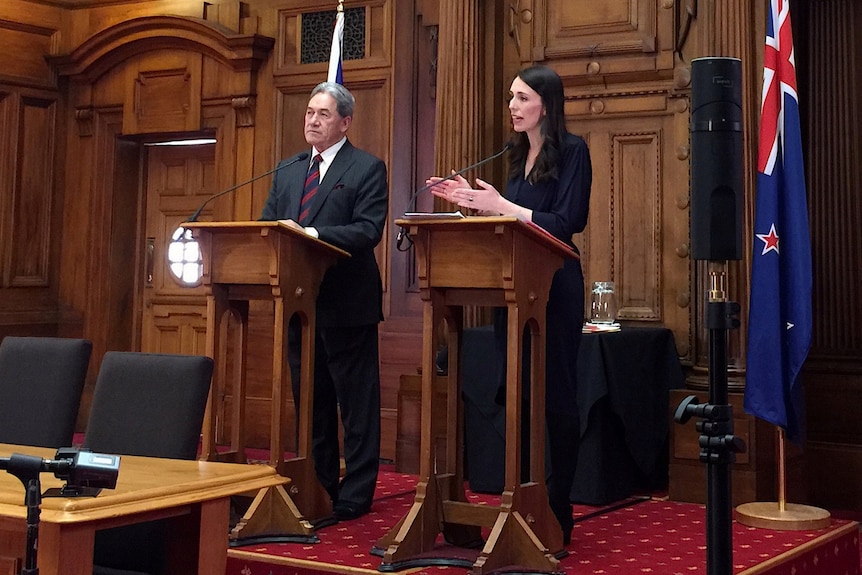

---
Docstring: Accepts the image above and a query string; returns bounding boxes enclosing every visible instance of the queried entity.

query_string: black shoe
[333,502,370,522]
[550,499,573,546]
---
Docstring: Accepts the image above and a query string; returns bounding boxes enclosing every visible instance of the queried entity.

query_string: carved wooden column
[433,0,482,186]
[433,0,486,327]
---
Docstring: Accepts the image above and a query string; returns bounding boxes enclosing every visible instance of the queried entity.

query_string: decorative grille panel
[301,7,366,65]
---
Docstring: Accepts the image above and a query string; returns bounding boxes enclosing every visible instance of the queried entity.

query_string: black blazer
[261,140,389,327]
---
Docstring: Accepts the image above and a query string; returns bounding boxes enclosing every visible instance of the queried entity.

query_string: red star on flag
[756,223,780,255]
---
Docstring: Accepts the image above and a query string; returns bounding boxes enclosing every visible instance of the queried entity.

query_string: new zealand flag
[744,0,812,444]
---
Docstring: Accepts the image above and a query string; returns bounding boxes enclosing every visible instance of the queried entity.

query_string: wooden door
[140,143,215,355]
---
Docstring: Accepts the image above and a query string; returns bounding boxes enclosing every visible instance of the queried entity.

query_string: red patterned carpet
[226,467,860,575]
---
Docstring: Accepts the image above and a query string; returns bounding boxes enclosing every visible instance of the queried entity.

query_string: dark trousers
[289,319,381,510]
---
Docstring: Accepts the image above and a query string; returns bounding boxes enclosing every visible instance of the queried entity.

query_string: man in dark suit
[260,82,388,521]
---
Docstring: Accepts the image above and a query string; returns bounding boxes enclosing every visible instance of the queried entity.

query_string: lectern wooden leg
[473,511,561,575]
[230,484,317,546]
[200,287,229,462]
[376,478,444,569]
[278,457,333,525]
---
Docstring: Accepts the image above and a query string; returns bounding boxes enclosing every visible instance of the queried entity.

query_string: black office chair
[0,336,92,448]
[83,351,214,575]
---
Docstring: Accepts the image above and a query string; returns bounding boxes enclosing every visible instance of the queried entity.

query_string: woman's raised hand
[426,172,470,204]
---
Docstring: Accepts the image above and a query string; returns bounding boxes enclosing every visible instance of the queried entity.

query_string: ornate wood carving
[74,106,93,137]
[507,0,533,59]
[231,96,255,128]
[46,16,274,87]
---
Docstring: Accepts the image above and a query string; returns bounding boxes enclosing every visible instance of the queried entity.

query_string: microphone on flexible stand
[396,143,510,251]
[185,152,310,223]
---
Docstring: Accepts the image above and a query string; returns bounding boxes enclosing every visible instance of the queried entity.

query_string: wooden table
[0,444,287,575]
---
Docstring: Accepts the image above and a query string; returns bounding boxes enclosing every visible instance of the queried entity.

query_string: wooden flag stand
[735,427,831,530]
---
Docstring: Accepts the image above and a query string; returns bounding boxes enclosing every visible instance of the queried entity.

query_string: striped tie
[299,154,322,224]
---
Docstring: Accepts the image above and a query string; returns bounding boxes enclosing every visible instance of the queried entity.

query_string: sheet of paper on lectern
[402,211,465,219]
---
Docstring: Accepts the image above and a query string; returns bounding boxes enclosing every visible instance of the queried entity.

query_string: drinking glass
[590,281,616,324]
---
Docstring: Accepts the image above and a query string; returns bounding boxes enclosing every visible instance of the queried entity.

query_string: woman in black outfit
[428,65,592,545]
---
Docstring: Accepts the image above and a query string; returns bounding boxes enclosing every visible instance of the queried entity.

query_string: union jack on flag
[744,0,812,444]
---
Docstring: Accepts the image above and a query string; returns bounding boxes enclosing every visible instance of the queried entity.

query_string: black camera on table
[44,447,121,497]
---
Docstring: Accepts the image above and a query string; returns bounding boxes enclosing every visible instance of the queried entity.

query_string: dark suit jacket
[260,140,388,328]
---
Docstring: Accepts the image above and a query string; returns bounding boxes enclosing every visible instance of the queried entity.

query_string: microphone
[403,142,510,214]
[185,152,310,223]
[396,143,510,250]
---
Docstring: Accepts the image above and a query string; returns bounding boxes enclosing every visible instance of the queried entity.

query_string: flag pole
[735,426,830,530]
[327,0,344,85]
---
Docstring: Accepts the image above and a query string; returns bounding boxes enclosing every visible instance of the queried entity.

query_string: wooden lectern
[376,216,577,574]
[185,221,348,540]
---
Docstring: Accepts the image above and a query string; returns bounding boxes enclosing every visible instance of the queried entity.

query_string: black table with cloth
[461,325,685,505]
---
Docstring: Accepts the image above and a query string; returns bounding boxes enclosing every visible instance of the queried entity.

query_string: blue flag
[744,0,812,444]
[327,3,344,84]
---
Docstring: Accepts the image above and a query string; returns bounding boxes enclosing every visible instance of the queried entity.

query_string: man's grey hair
[310,82,355,118]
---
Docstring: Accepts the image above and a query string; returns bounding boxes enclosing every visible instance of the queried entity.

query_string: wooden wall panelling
[567,89,692,360]
[0,92,16,289]
[523,0,691,350]
[123,50,203,134]
[382,0,437,465]
[272,0,391,80]
[105,137,140,354]
[267,77,396,456]
[269,1,393,303]
[0,2,71,339]
[531,0,675,84]
[0,90,11,289]
[0,14,60,90]
[268,1,400,459]
[798,0,862,511]
[0,91,67,334]
[49,13,274,435]
[61,1,212,51]
[807,441,862,512]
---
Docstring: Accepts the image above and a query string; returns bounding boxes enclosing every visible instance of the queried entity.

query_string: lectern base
[735,501,831,530]
[370,544,568,573]
[229,485,319,546]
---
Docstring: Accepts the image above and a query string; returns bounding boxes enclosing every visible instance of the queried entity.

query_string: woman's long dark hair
[507,65,568,184]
